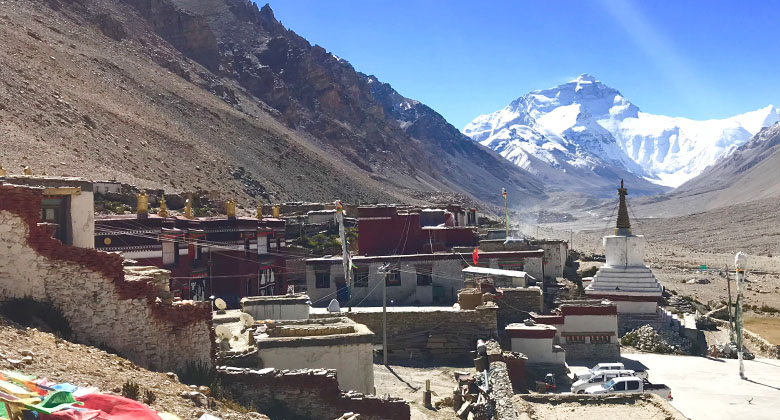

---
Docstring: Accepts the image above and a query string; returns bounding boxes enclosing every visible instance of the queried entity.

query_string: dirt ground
[373,363,464,420]
[0,317,266,420]
[514,394,687,420]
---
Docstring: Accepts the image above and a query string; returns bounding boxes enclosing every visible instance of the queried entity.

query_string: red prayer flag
[472,247,479,265]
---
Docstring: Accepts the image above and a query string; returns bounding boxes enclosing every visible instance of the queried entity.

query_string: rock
[166,372,179,382]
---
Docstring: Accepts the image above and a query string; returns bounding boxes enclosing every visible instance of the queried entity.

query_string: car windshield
[603,379,615,389]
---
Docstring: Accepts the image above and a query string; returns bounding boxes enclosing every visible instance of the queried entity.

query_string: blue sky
[268,1,779,129]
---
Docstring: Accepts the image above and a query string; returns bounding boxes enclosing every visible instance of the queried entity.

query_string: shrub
[177,361,215,387]
[121,381,140,400]
[143,389,156,405]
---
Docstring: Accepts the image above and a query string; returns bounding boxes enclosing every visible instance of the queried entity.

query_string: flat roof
[306,249,544,264]
[462,266,527,277]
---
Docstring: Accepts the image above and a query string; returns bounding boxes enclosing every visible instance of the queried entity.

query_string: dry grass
[744,316,780,345]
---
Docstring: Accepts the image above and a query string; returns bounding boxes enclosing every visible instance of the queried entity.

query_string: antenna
[215,298,227,311]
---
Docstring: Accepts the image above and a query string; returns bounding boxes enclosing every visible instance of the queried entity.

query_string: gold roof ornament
[272,205,280,218]
[256,203,263,219]
[136,190,149,217]
[0,164,6,177]
[23,166,32,176]
[158,195,169,218]
[226,198,236,219]
[184,198,194,219]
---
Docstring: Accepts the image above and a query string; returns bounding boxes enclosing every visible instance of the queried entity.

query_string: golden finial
[272,205,280,218]
[184,198,194,219]
[158,195,169,218]
[256,203,263,219]
[226,198,236,219]
[23,166,32,176]
[0,164,6,177]
[136,190,149,217]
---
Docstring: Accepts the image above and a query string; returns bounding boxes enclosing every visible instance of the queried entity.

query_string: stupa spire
[615,179,631,236]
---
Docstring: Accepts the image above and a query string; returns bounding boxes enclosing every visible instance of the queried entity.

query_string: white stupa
[585,180,663,314]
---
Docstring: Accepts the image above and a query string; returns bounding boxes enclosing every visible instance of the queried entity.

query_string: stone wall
[496,287,542,331]
[559,342,620,361]
[217,366,410,420]
[0,184,213,371]
[317,306,498,363]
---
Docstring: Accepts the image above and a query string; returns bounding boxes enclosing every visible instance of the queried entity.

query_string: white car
[574,362,625,382]
[584,376,670,398]
[571,369,638,394]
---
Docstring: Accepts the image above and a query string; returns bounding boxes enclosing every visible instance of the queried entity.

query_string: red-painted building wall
[95,215,287,308]
[358,206,476,256]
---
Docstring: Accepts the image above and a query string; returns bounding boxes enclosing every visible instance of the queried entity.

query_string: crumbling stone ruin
[620,325,693,355]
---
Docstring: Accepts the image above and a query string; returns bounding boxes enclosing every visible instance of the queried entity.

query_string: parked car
[584,377,670,398]
[571,369,641,394]
[573,362,625,381]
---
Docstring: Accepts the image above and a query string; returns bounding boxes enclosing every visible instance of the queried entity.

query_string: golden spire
[23,166,32,176]
[0,164,6,177]
[256,203,263,219]
[137,190,149,217]
[158,195,169,218]
[184,198,194,219]
[226,198,236,219]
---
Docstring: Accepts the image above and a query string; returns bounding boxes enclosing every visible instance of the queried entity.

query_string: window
[257,236,268,255]
[315,266,331,288]
[162,241,178,266]
[565,335,585,344]
[354,267,369,288]
[385,269,401,287]
[613,381,626,391]
[416,265,432,286]
[626,380,640,391]
[590,335,611,344]
[244,239,251,257]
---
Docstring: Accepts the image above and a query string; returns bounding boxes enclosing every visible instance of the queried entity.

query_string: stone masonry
[0,184,213,371]
[316,306,498,363]
[217,366,410,420]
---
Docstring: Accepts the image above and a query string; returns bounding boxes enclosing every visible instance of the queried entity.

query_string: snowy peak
[463,76,780,191]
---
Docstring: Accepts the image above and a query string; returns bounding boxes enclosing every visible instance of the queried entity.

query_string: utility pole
[735,252,748,379]
[502,188,509,239]
[335,201,352,309]
[725,264,735,342]
[378,263,389,365]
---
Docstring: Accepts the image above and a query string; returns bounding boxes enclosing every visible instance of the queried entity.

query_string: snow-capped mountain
[463,74,780,192]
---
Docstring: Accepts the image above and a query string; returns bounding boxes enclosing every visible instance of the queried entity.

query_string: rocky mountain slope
[0,0,544,209]
[463,74,779,196]
[635,122,780,216]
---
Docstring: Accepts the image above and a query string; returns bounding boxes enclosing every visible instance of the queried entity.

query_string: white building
[304,250,545,307]
[585,181,662,314]
[4,175,95,248]
[531,301,620,361]
[505,323,565,365]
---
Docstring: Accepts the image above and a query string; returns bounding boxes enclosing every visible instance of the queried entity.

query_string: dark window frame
[416,265,433,286]
[315,265,331,289]
[354,266,369,288]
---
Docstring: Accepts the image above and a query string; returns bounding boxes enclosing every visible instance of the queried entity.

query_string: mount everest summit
[463,74,779,196]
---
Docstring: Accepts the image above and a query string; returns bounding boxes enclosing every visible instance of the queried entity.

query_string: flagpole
[503,188,509,239]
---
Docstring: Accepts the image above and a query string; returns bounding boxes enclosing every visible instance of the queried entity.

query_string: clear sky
[267,1,779,129]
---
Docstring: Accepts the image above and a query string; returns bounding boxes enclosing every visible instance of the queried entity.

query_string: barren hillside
[0,0,544,210]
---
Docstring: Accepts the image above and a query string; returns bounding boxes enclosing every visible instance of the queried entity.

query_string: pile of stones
[620,325,693,354]
[709,342,755,360]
